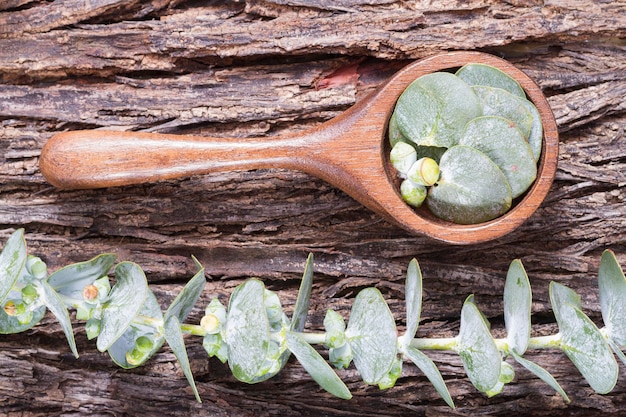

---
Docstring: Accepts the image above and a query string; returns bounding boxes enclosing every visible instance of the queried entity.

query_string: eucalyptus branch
[1,228,626,408]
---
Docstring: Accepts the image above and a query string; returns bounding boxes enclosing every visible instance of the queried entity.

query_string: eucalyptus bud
[26,255,47,280]
[329,342,353,370]
[93,276,111,301]
[378,356,403,390]
[85,318,101,340]
[407,157,440,186]
[324,309,347,349]
[200,313,220,334]
[202,333,228,363]
[400,179,427,208]
[21,284,37,305]
[82,284,99,303]
[390,142,417,175]
[135,335,154,353]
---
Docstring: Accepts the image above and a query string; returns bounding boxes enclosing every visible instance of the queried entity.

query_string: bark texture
[1,1,625,416]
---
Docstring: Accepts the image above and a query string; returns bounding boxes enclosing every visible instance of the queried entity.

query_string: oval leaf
[504,259,532,355]
[164,316,201,402]
[96,262,149,352]
[598,249,626,345]
[286,331,352,400]
[36,280,78,358]
[164,265,206,324]
[472,85,533,139]
[459,116,537,198]
[456,63,525,98]
[107,290,165,369]
[345,287,397,385]
[224,279,271,383]
[458,296,501,392]
[427,145,512,224]
[0,229,27,304]
[404,346,454,408]
[510,351,570,403]
[550,282,618,394]
[519,98,543,162]
[48,253,116,297]
[403,258,423,344]
[291,253,314,333]
[0,304,46,334]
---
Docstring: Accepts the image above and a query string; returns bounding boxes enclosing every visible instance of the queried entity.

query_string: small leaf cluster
[2,229,626,407]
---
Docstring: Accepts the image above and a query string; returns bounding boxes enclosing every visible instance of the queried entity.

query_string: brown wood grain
[0,1,625,416]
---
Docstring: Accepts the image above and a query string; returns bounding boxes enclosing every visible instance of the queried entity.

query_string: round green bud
[26,256,47,280]
[85,318,101,340]
[21,284,38,305]
[200,313,220,334]
[390,142,417,175]
[126,348,146,366]
[407,157,440,186]
[400,179,427,208]
[135,335,154,353]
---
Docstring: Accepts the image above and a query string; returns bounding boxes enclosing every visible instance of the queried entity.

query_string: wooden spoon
[39,51,558,244]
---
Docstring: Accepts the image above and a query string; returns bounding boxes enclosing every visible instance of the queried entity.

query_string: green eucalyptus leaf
[518,98,543,162]
[457,296,501,393]
[394,73,482,148]
[388,111,408,147]
[164,265,206,324]
[455,63,525,98]
[0,304,46,333]
[0,229,27,304]
[550,282,618,394]
[510,350,570,402]
[224,279,271,383]
[471,85,533,139]
[427,145,512,224]
[36,280,79,358]
[598,249,626,345]
[107,290,165,369]
[345,287,397,385]
[47,254,116,297]
[291,253,314,333]
[285,331,352,400]
[404,346,455,408]
[503,259,532,355]
[606,338,626,367]
[459,116,537,198]
[403,258,422,344]
[96,262,149,352]
[164,315,201,402]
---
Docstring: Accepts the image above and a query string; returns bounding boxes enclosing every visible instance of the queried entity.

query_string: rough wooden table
[1,1,625,416]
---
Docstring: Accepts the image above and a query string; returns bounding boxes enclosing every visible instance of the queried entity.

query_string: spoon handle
[39,130,314,189]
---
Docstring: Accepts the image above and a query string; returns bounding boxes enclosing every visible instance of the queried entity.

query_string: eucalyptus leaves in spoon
[2,228,626,407]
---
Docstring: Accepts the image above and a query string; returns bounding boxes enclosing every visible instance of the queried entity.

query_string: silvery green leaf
[518,98,543,161]
[550,282,618,394]
[47,253,116,298]
[164,265,206,324]
[510,350,570,402]
[0,304,46,334]
[107,290,165,369]
[291,253,314,333]
[285,331,352,400]
[598,249,626,345]
[402,258,422,344]
[324,309,346,348]
[345,287,397,385]
[404,346,454,408]
[224,279,271,383]
[459,116,537,198]
[457,296,501,393]
[504,259,532,355]
[455,63,525,98]
[427,145,512,224]
[388,111,408,148]
[606,338,626,367]
[471,85,533,139]
[0,229,27,304]
[164,315,201,402]
[96,262,149,352]
[36,280,78,358]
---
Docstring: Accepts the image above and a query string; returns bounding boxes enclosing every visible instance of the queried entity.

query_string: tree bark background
[0,1,625,416]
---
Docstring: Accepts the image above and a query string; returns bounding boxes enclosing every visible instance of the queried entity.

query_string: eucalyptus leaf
[455,63,525,98]
[404,346,454,408]
[607,338,626,367]
[224,279,271,383]
[36,280,79,358]
[291,253,314,333]
[388,111,408,147]
[598,249,626,345]
[285,331,352,400]
[345,287,397,385]
[503,259,532,355]
[107,290,165,369]
[96,262,149,352]
[165,315,201,402]
[471,85,533,139]
[0,229,27,304]
[510,351,570,402]
[402,258,422,345]
[427,145,512,224]
[164,265,206,324]
[459,116,537,198]
[518,98,543,161]
[457,296,501,393]
[550,282,618,394]
[48,253,116,297]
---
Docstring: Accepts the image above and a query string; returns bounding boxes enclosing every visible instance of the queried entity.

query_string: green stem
[411,337,458,350]
[527,333,562,350]
[181,323,207,337]
[291,331,327,345]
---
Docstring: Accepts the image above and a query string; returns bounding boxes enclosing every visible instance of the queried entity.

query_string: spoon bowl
[39,51,558,244]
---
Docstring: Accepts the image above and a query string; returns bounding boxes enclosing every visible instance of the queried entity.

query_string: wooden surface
[0,1,625,416]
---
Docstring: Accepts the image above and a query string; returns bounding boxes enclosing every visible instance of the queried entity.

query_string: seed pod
[407,157,440,186]
[400,180,427,208]
[390,142,417,175]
